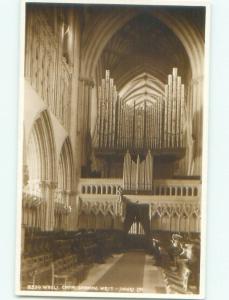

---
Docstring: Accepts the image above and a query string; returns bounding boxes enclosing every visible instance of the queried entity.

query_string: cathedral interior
[21,3,205,295]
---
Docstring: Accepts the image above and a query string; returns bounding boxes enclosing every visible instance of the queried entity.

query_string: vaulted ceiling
[96,12,190,92]
[119,72,164,107]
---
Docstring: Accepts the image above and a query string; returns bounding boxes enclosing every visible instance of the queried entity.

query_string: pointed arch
[83,9,204,79]
[27,110,57,185]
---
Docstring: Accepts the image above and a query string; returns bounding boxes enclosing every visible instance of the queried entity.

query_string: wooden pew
[52,239,74,259]
[21,254,52,287]
[51,254,86,288]
[82,243,98,263]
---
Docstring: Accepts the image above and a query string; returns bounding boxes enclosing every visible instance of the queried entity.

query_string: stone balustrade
[79,178,123,195]
[152,179,201,198]
[79,178,201,199]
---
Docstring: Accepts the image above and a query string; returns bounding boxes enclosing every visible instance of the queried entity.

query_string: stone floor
[77,250,167,294]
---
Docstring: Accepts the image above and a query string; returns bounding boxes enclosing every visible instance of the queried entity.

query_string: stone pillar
[40,181,57,231]
[62,190,76,231]
[186,76,203,176]
[39,182,46,231]
[59,190,67,230]
[46,181,57,231]
[69,10,81,180]
[67,191,78,231]
[90,84,97,137]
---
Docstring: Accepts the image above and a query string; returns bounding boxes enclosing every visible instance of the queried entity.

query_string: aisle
[78,250,167,294]
[94,251,146,292]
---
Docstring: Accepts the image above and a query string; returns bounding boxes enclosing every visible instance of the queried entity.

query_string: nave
[20,3,205,296]
[80,251,166,293]
[21,228,200,295]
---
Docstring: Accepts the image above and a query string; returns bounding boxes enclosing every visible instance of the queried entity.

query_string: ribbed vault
[81,6,205,80]
[119,73,164,108]
[96,13,190,86]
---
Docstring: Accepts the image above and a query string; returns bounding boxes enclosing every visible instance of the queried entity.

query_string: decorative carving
[79,198,123,217]
[25,10,72,131]
[150,202,200,219]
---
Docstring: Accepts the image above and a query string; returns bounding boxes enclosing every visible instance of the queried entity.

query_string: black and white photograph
[16,0,209,298]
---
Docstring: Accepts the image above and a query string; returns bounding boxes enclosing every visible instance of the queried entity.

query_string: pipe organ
[123,150,153,192]
[164,68,185,148]
[93,68,185,153]
[94,70,118,149]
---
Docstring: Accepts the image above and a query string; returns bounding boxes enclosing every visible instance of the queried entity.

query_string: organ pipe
[172,68,177,148]
[164,85,168,148]
[94,68,185,152]
[163,68,185,149]
[123,150,153,192]
[95,71,118,149]
[181,84,185,147]
[176,77,181,147]
[168,74,173,148]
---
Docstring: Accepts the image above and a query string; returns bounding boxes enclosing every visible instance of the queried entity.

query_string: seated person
[151,238,162,265]
[168,234,183,265]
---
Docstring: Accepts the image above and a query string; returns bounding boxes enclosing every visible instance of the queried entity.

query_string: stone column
[178,75,203,176]
[67,191,78,231]
[187,76,203,176]
[40,181,57,231]
[62,190,73,230]
[46,181,58,231]
[59,190,67,230]
[68,11,82,184]
[90,84,98,138]
[39,181,46,231]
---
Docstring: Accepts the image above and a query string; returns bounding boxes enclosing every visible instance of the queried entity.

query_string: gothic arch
[27,110,57,184]
[83,8,204,79]
[118,71,165,96]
